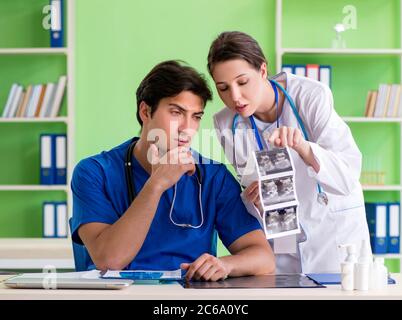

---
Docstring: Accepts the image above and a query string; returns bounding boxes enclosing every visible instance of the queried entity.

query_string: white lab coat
[213,72,370,274]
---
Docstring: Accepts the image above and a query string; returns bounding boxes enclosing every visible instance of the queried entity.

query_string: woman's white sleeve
[302,85,362,196]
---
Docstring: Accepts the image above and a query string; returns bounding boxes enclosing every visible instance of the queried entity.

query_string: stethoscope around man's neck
[124,139,205,228]
[232,78,328,206]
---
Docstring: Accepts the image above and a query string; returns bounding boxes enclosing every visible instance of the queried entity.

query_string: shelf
[0,185,68,191]
[0,238,74,269]
[0,48,68,55]
[281,48,402,55]
[362,185,402,191]
[373,253,402,259]
[342,117,402,123]
[0,117,68,123]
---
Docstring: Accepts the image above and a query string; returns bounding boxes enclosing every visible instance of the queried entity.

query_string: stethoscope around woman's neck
[232,78,328,206]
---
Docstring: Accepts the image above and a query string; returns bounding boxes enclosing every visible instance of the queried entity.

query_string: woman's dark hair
[207,31,267,75]
[136,60,212,127]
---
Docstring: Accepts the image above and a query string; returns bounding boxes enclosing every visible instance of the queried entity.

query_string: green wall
[74,0,275,159]
[0,0,400,271]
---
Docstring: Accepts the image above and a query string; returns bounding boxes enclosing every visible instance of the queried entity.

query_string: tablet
[180,274,325,289]
[4,274,133,290]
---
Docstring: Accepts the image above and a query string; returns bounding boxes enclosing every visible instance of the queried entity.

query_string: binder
[365,203,387,253]
[319,65,332,88]
[281,64,294,74]
[40,134,55,185]
[39,83,56,117]
[2,84,19,117]
[56,202,68,238]
[397,86,402,118]
[7,85,24,118]
[364,91,373,117]
[43,202,56,238]
[306,64,319,81]
[34,84,47,117]
[16,85,31,118]
[385,84,400,118]
[374,84,390,118]
[55,134,67,185]
[50,0,64,47]
[294,65,306,77]
[387,203,400,253]
[366,90,378,118]
[49,75,67,117]
[26,85,42,118]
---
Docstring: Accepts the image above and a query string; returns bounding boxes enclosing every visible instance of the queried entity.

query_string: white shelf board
[362,185,402,191]
[0,259,74,269]
[342,117,402,123]
[0,117,68,123]
[0,238,71,250]
[281,48,402,55]
[0,238,73,264]
[0,185,68,191]
[373,253,402,259]
[0,48,68,55]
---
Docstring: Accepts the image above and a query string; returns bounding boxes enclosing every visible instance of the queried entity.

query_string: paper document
[241,147,301,240]
[101,269,182,280]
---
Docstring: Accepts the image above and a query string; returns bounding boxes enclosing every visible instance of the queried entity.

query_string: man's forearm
[92,179,164,270]
[219,245,275,277]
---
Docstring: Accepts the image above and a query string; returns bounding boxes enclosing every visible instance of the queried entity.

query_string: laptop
[4,271,133,290]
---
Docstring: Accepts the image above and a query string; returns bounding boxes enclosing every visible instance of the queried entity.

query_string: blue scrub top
[71,138,262,271]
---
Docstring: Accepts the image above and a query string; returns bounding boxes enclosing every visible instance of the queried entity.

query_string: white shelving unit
[342,117,402,123]
[0,48,68,55]
[275,0,402,265]
[0,0,75,269]
[0,117,68,123]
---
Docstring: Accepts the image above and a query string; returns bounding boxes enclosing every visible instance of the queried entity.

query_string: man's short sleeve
[214,165,262,249]
[71,158,120,244]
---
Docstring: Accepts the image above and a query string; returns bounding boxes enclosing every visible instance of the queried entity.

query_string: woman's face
[212,59,267,118]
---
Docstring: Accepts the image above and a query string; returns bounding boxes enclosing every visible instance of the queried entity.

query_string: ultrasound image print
[255,148,292,176]
[265,206,298,235]
[261,175,295,206]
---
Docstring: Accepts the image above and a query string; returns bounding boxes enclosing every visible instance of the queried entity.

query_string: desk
[0,274,401,300]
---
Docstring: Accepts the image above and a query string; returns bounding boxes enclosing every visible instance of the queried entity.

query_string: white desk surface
[0,274,401,300]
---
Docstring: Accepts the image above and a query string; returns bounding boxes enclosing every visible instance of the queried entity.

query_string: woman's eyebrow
[216,73,247,85]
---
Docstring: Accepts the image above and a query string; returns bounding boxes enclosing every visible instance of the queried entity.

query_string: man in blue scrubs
[71,60,275,281]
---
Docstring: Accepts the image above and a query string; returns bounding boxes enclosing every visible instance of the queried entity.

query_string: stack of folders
[281,64,331,88]
[40,134,67,185]
[364,84,402,118]
[365,202,400,254]
[1,75,67,118]
[43,201,68,238]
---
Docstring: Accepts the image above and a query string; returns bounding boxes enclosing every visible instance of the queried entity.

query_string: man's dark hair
[136,60,212,127]
[207,31,267,75]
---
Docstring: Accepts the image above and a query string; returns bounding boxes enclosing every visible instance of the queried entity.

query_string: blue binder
[294,64,306,77]
[55,201,68,238]
[319,65,332,88]
[281,64,294,74]
[42,202,56,238]
[365,203,387,254]
[40,134,55,185]
[54,134,67,185]
[50,0,64,47]
[387,202,400,253]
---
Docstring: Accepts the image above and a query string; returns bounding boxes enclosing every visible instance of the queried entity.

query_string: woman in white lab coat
[207,31,370,273]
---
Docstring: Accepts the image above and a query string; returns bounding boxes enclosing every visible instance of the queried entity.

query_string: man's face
[144,91,204,153]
